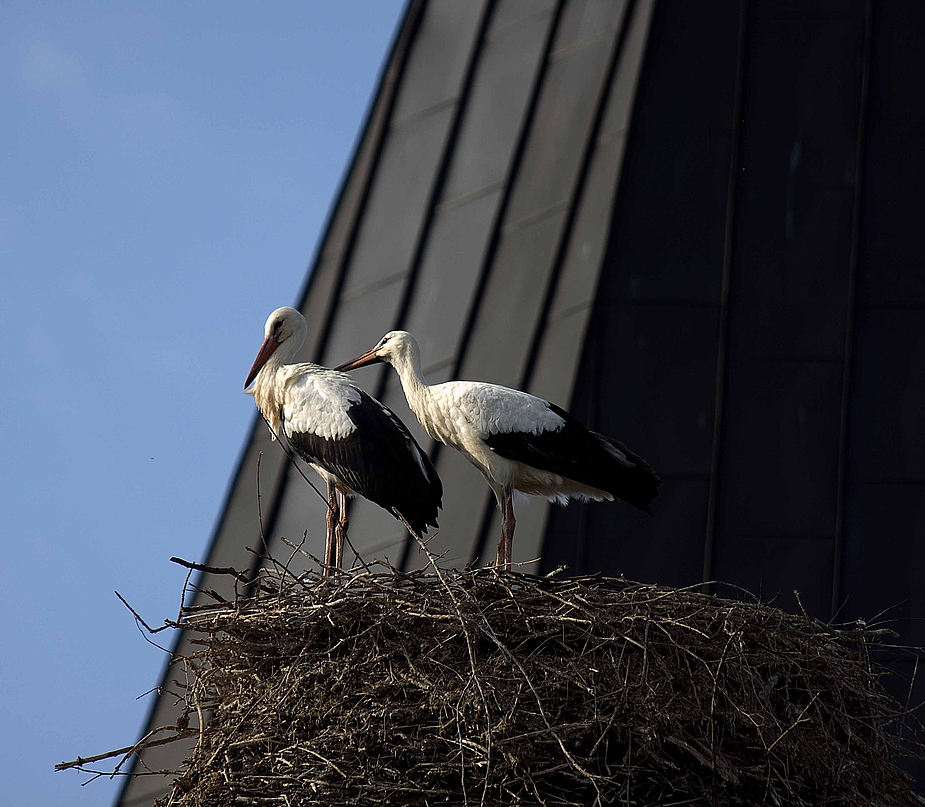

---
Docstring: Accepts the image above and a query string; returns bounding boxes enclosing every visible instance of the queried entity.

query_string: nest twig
[136,561,925,806]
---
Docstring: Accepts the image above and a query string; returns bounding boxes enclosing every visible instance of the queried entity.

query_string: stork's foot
[495,487,515,571]
[323,482,339,577]
[495,529,513,570]
[323,524,338,577]
[335,518,349,570]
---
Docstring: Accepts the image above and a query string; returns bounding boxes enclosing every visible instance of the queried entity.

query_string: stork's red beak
[245,336,280,388]
[335,349,383,372]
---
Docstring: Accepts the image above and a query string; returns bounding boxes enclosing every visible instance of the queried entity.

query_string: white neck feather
[250,341,299,438]
[390,340,430,417]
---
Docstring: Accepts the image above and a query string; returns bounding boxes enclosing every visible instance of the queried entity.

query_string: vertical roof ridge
[830,0,875,617]
[518,0,639,393]
[701,0,749,588]
[468,0,643,567]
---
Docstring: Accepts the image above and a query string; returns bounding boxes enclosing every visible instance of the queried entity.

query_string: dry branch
[134,564,924,806]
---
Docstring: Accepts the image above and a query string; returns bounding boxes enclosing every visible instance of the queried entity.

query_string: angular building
[118,1,925,802]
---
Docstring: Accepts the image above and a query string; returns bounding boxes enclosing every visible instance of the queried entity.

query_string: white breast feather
[279,365,361,440]
[431,382,565,440]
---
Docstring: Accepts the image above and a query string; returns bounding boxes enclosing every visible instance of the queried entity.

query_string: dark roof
[118,0,925,801]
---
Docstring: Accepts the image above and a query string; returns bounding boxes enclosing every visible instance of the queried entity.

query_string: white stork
[244,308,442,574]
[336,331,660,570]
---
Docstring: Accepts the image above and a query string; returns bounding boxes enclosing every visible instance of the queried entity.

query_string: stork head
[245,306,308,388]
[335,330,419,372]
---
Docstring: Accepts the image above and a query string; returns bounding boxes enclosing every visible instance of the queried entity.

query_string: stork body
[245,309,442,573]
[337,331,660,570]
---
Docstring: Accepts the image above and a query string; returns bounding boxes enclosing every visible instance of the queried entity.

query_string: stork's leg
[497,486,515,571]
[335,490,349,570]
[324,480,338,576]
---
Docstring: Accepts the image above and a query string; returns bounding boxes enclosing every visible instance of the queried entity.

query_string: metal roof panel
[391,0,486,121]
[441,10,554,204]
[340,106,454,297]
[402,189,502,368]
[505,34,614,225]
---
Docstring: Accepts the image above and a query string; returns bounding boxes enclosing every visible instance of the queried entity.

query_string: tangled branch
[132,563,925,806]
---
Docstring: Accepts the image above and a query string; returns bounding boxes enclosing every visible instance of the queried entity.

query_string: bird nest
[138,558,925,807]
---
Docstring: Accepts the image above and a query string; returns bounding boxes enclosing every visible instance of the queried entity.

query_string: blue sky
[0,2,404,804]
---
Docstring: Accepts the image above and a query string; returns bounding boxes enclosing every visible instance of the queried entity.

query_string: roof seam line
[486,7,555,42]
[701,0,750,590]
[435,180,506,213]
[831,0,875,618]
[500,201,570,235]
[390,96,458,128]
[549,24,621,61]
[339,269,409,303]
[549,299,593,323]
[519,0,640,394]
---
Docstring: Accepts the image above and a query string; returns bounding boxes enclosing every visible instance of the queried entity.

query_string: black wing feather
[484,403,660,514]
[286,391,442,535]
